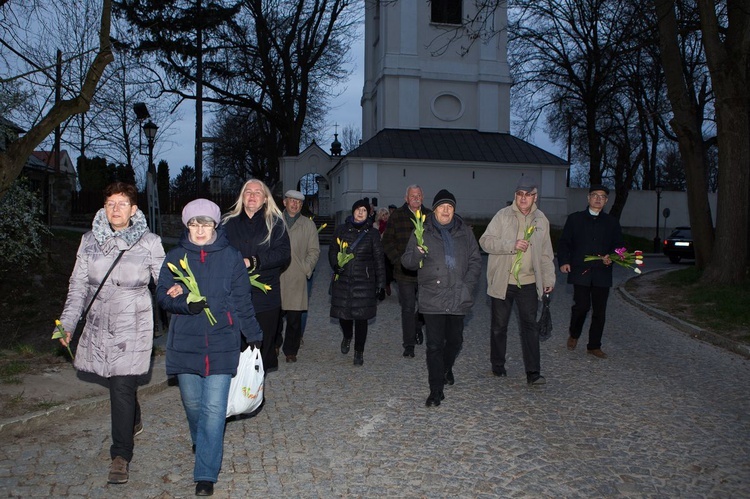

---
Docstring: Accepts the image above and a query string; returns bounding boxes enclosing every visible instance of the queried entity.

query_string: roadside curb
[0,350,171,436]
[618,270,750,360]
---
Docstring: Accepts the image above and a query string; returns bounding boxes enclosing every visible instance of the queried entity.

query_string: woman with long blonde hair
[224,179,290,374]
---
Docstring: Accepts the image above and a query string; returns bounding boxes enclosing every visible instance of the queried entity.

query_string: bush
[0,178,51,268]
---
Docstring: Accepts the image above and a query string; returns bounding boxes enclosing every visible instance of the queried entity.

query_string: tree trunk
[653,0,714,269]
[696,0,750,285]
[0,0,114,199]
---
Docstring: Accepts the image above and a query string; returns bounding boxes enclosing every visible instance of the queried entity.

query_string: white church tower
[281,1,568,224]
[361,0,511,140]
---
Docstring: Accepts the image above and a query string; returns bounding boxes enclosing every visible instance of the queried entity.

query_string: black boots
[353,351,364,366]
[425,389,445,407]
[341,338,351,354]
[444,368,455,385]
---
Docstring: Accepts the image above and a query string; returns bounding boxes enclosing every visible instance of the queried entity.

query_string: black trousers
[397,280,424,348]
[281,310,304,356]
[569,284,610,350]
[423,314,464,390]
[109,375,140,461]
[339,319,368,352]
[490,284,541,375]
[256,308,281,372]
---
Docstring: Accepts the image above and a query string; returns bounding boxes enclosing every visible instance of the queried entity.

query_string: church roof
[346,128,567,165]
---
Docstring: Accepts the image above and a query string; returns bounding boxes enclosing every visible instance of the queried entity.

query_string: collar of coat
[92,208,149,249]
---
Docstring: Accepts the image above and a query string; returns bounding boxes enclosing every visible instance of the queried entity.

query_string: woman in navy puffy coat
[329,199,385,366]
[157,199,261,496]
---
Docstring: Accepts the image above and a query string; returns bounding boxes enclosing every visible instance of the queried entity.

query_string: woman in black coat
[329,199,386,365]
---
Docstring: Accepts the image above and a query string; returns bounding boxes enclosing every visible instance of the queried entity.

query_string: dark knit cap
[352,199,369,214]
[432,189,456,209]
[589,184,610,195]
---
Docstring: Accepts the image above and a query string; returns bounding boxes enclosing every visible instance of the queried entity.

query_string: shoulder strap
[80,250,125,319]
[349,230,369,251]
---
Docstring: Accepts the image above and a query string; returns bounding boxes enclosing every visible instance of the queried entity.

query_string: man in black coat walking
[557,184,624,359]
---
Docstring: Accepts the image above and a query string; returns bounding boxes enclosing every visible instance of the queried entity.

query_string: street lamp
[142,120,159,234]
[653,184,663,253]
[143,120,158,174]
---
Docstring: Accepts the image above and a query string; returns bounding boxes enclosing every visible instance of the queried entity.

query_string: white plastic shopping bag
[226,346,264,417]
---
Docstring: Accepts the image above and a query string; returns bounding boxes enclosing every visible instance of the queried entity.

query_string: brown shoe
[285,354,297,363]
[587,348,608,359]
[566,336,578,350]
[107,456,129,484]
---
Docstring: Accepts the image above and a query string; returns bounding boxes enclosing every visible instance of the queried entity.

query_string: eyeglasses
[105,201,131,211]
[589,194,608,200]
[187,223,215,230]
[515,191,537,199]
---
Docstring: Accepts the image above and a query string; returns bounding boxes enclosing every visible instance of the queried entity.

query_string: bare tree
[340,125,361,154]
[0,0,114,198]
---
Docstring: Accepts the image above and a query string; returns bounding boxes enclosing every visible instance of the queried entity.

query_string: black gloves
[377,288,386,301]
[333,265,345,276]
[188,299,208,314]
[248,341,262,351]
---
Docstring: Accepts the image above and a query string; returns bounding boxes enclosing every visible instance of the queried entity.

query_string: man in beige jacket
[280,190,320,362]
[479,176,555,385]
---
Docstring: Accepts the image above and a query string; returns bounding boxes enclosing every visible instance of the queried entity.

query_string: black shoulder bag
[69,250,125,356]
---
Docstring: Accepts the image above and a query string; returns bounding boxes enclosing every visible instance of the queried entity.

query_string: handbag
[69,250,125,356]
[226,346,265,417]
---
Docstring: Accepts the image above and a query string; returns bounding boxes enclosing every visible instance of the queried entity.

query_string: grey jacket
[59,209,165,378]
[401,214,482,315]
[280,215,320,311]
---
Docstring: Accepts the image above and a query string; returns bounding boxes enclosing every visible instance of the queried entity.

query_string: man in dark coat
[557,184,624,359]
[382,185,431,358]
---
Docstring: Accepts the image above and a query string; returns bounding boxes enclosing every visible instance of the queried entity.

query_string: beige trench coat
[280,216,320,311]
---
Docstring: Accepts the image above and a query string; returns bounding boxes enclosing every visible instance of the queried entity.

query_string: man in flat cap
[479,175,555,385]
[557,184,624,359]
[279,190,320,362]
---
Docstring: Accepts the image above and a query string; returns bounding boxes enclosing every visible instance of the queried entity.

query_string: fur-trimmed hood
[91,208,149,248]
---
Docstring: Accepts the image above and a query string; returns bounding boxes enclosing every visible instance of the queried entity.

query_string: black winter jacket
[401,214,482,315]
[157,228,262,377]
[557,207,624,287]
[328,217,386,320]
[223,206,291,313]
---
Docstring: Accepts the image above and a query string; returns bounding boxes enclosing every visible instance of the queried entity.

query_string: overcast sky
[160,31,562,173]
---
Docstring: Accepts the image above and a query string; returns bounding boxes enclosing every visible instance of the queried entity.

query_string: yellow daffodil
[411,209,428,267]
[335,237,355,279]
[249,273,272,293]
[168,254,217,325]
[51,319,75,360]
[511,224,536,287]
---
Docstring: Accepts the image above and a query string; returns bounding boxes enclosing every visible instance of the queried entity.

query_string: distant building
[1,117,77,224]
[281,1,568,224]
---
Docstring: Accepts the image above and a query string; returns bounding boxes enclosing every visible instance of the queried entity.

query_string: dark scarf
[432,216,456,270]
[284,211,300,229]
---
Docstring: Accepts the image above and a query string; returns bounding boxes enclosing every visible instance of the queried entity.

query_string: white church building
[281,0,569,225]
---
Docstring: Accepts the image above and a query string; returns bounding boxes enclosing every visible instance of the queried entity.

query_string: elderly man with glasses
[557,184,624,359]
[479,176,556,385]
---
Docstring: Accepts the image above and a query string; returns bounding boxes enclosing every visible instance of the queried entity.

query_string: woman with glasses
[157,199,262,496]
[55,182,165,485]
[223,179,290,374]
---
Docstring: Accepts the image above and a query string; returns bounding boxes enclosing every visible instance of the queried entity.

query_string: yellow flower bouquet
[335,237,355,280]
[168,254,217,325]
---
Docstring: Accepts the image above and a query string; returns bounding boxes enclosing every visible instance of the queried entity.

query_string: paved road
[2,254,748,497]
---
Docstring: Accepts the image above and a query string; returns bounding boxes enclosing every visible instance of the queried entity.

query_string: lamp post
[142,120,159,233]
[653,184,663,253]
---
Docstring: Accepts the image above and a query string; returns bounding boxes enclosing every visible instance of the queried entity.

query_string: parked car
[663,226,694,263]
